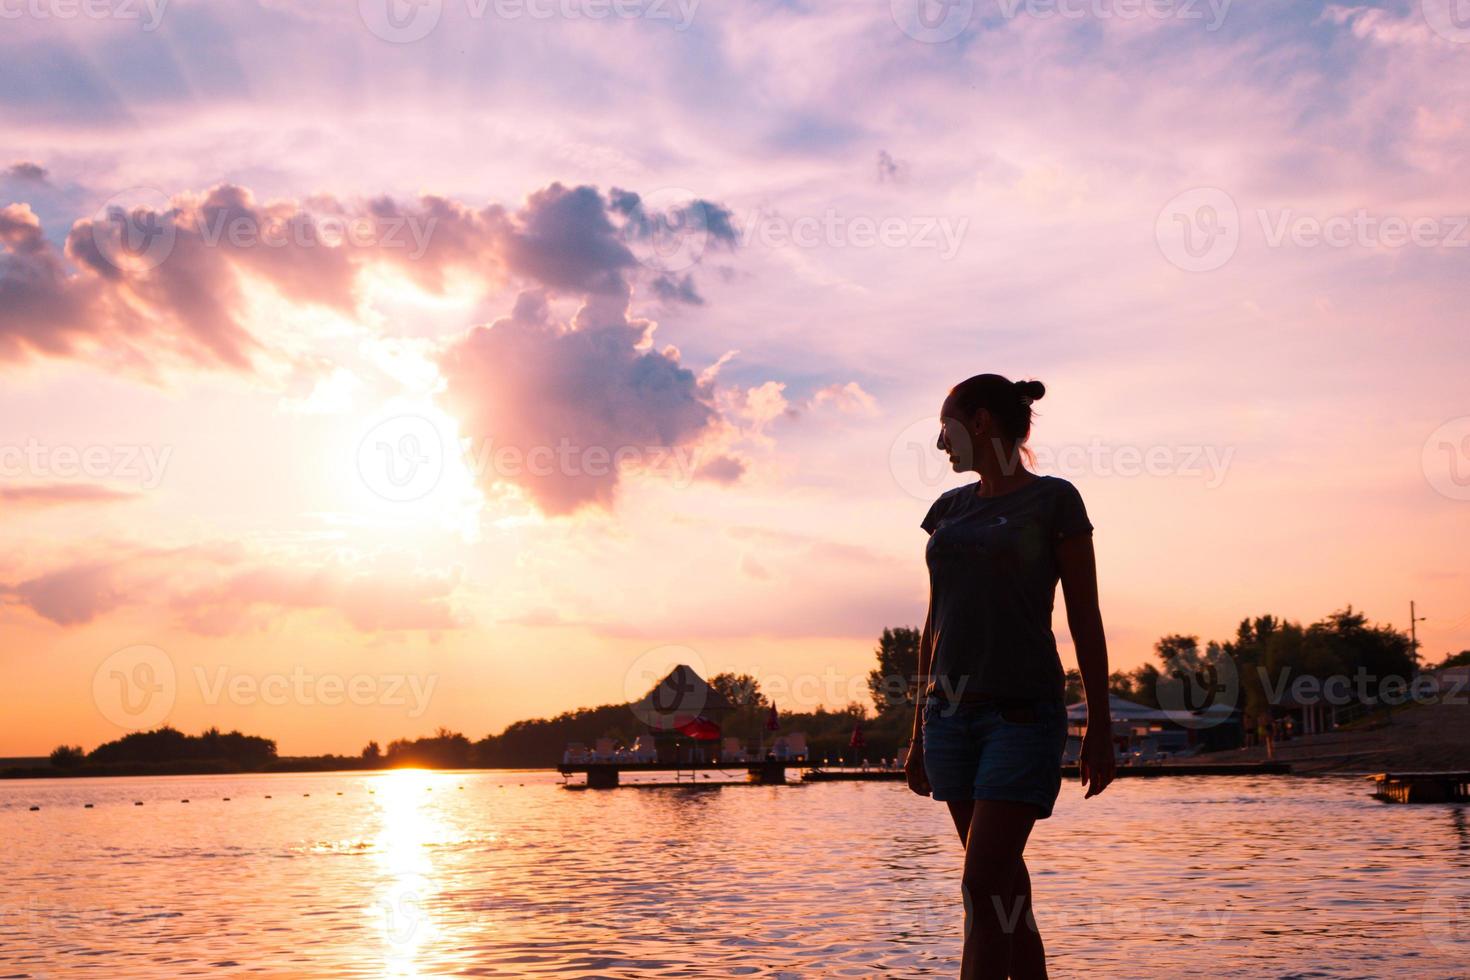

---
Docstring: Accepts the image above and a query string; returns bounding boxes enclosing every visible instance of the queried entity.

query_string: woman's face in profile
[937,398,976,471]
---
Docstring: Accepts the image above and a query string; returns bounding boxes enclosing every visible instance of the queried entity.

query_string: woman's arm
[912,603,933,746]
[1057,533,1116,798]
[904,601,934,795]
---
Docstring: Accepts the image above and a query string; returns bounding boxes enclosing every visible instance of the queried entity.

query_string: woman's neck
[973,450,1036,497]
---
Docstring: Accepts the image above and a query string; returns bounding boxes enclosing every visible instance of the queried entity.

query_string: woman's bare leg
[944,798,975,843]
[1008,856,1047,980]
[959,800,1037,980]
[943,801,1047,980]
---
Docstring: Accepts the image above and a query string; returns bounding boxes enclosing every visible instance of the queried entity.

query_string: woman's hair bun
[1014,379,1046,402]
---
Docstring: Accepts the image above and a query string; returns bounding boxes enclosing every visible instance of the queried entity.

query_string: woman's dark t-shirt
[921,475,1093,702]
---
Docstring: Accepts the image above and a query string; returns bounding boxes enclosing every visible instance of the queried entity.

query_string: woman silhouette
[903,373,1116,979]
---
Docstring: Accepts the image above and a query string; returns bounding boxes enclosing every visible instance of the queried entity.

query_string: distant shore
[0,758,459,780]
[9,700,1466,781]
[1202,699,1470,774]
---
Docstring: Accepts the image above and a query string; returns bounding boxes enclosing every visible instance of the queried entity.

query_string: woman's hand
[1078,726,1115,799]
[904,739,931,796]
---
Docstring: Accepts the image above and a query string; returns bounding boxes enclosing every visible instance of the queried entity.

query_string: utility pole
[1410,600,1428,673]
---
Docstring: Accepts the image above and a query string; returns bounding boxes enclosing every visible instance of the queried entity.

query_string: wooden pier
[1369,771,1470,804]
[558,759,1293,789]
[804,761,1292,782]
[558,759,799,788]
[1062,761,1292,778]
[803,768,906,782]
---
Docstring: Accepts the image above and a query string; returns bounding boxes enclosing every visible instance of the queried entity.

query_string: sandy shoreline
[1198,700,1470,775]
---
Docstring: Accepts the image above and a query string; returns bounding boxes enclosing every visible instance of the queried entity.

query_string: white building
[1064,694,1239,763]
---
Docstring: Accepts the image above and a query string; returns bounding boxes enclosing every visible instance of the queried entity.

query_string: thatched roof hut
[629,664,734,731]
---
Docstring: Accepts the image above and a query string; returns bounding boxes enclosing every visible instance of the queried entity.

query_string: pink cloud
[174,565,463,635]
[695,454,746,484]
[1,545,463,635]
[1,181,738,379]
[0,483,137,507]
[440,286,717,514]
[0,561,125,626]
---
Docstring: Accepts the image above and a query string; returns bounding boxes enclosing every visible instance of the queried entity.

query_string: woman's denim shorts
[920,694,1069,819]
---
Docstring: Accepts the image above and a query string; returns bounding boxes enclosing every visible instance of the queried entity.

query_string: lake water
[2,769,1467,978]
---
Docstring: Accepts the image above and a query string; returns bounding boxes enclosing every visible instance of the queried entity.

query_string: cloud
[0,561,125,626]
[609,189,738,252]
[876,149,907,184]
[440,287,717,515]
[4,162,47,183]
[650,271,704,305]
[499,183,635,294]
[1,188,363,371]
[174,565,463,635]
[436,183,746,515]
[0,204,105,360]
[0,484,138,507]
[1,545,464,634]
[0,181,733,380]
[807,381,878,417]
[695,454,746,484]
[4,179,756,515]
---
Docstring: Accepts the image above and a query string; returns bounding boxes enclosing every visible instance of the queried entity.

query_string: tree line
[25,610,1460,776]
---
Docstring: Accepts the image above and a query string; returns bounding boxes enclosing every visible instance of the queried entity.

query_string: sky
[2,0,1468,755]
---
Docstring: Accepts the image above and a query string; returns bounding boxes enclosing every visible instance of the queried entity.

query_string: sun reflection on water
[371,769,443,978]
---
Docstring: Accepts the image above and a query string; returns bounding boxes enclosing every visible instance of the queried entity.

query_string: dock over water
[558,759,802,787]
[558,759,1293,788]
[1369,771,1470,804]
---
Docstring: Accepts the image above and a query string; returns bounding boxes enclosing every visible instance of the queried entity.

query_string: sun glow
[371,769,443,978]
[341,398,485,543]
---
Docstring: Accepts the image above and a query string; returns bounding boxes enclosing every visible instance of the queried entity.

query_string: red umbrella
[674,715,722,740]
[764,702,780,732]
[849,721,866,749]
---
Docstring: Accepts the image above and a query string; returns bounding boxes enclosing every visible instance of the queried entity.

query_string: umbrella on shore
[674,715,722,740]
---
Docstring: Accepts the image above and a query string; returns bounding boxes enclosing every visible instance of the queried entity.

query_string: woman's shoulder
[1036,474,1080,493]
[933,481,979,505]
[1036,475,1094,535]
[921,481,978,533]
